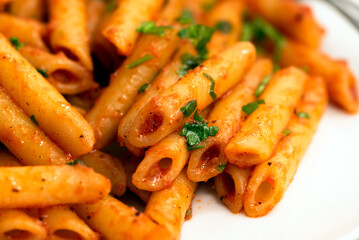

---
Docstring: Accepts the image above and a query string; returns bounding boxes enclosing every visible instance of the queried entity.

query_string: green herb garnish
[176,10,195,25]
[105,1,117,12]
[66,159,87,166]
[126,54,154,68]
[218,164,226,172]
[136,21,172,37]
[302,66,309,72]
[187,145,205,151]
[30,115,38,125]
[36,68,49,78]
[185,209,192,216]
[242,99,265,116]
[215,21,232,34]
[297,112,310,119]
[283,129,290,136]
[180,100,197,118]
[180,122,219,149]
[201,0,217,11]
[138,83,149,93]
[203,73,217,100]
[9,37,25,50]
[254,75,271,97]
[177,53,205,77]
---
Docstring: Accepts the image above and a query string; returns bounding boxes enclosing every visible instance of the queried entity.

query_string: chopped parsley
[185,208,192,216]
[201,0,217,11]
[177,53,205,77]
[203,73,217,100]
[180,100,197,118]
[241,17,284,64]
[187,145,205,151]
[254,75,271,97]
[218,164,226,172]
[9,37,25,50]
[176,10,195,25]
[193,109,203,123]
[215,21,232,34]
[136,21,172,37]
[138,83,149,93]
[36,68,49,78]
[302,66,309,72]
[242,99,265,116]
[30,115,38,125]
[126,54,154,68]
[66,159,87,166]
[297,112,310,119]
[105,1,117,12]
[283,129,290,136]
[273,65,280,72]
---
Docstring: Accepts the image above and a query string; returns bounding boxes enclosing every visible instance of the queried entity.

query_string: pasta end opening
[139,111,163,135]
[4,230,32,239]
[53,229,83,240]
[158,157,172,170]
[255,180,274,204]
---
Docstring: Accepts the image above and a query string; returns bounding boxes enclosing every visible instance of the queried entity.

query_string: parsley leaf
[9,37,25,50]
[201,0,217,11]
[177,24,214,57]
[180,122,219,148]
[218,164,226,172]
[185,208,192,216]
[215,21,232,34]
[302,66,309,72]
[137,21,172,37]
[66,159,87,166]
[138,83,149,93]
[176,10,195,25]
[177,53,205,77]
[126,54,154,68]
[193,109,204,123]
[187,145,204,151]
[36,68,49,78]
[180,100,197,118]
[297,112,310,119]
[30,115,38,125]
[254,75,271,97]
[242,99,265,116]
[283,129,290,136]
[203,73,217,100]
[105,1,117,12]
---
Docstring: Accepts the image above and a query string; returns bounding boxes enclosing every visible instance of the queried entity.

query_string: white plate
[181,1,359,240]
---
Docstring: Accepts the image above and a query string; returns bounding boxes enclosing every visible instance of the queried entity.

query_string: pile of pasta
[0,0,357,239]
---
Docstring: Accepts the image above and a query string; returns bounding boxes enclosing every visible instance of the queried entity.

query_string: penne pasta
[0,164,111,208]
[0,33,95,157]
[245,0,324,49]
[0,13,47,50]
[214,164,251,213]
[225,67,307,168]
[0,149,22,167]
[73,195,171,240]
[48,0,93,70]
[0,209,47,240]
[126,42,256,148]
[20,46,97,95]
[132,133,189,191]
[280,40,358,113]
[102,0,165,56]
[0,87,72,165]
[86,0,183,149]
[41,205,99,240]
[80,150,127,198]
[9,0,46,20]
[145,170,197,240]
[187,58,273,182]
[243,76,328,217]
[206,0,243,56]
[86,0,106,45]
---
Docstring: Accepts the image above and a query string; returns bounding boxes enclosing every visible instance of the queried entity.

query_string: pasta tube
[243,76,328,217]
[280,40,358,113]
[0,87,72,165]
[145,170,197,240]
[80,150,127,198]
[73,195,171,240]
[225,67,307,168]
[126,42,256,148]
[0,149,22,167]
[0,13,47,50]
[86,0,106,44]
[0,209,47,240]
[245,0,324,49]
[9,0,45,20]
[206,0,243,56]
[48,0,93,70]
[132,133,189,191]
[41,205,99,240]
[214,164,251,213]
[102,0,165,55]
[188,58,273,182]
[86,0,182,149]
[20,46,97,95]
[0,33,95,157]
[0,164,111,208]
